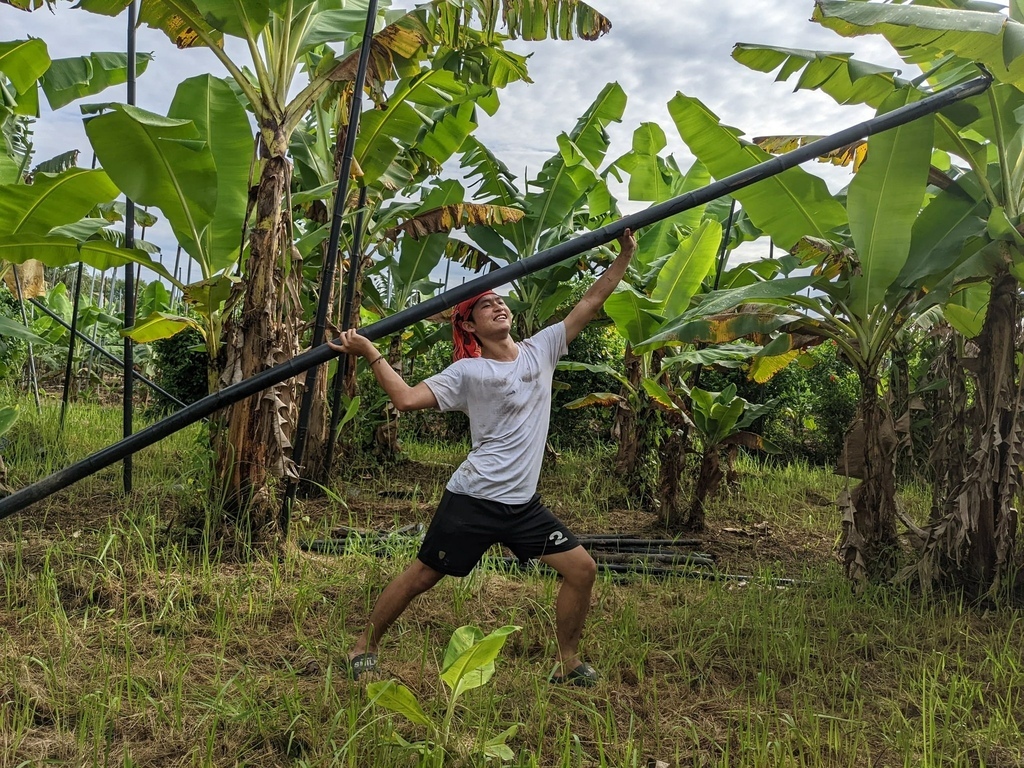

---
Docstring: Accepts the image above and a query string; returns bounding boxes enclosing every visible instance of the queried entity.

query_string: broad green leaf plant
[367,625,521,766]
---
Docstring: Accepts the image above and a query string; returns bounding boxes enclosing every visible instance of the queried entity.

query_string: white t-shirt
[423,322,568,504]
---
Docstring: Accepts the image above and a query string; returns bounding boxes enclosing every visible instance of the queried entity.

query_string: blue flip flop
[549,662,599,687]
[347,652,379,681]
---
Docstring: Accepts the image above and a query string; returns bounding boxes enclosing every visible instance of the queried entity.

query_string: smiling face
[462,294,512,338]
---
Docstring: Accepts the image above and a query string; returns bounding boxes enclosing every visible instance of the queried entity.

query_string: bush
[702,341,859,465]
[152,330,209,408]
[0,288,27,385]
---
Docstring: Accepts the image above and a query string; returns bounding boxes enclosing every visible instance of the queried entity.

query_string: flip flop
[347,652,379,681]
[548,662,599,687]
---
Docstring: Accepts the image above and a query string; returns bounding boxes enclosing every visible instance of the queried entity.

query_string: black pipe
[280,0,380,532]
[122,0,138,494]
[0,71,992,519]
[60,263,85,430]
[577,536,702,548]
[325,185,369,472]
[28,299,186,408]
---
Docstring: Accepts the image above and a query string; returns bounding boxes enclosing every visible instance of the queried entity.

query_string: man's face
[465,294,511,334]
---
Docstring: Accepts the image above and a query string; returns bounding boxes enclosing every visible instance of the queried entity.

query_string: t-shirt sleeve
[534,321,568,368]
[423,362,468,413]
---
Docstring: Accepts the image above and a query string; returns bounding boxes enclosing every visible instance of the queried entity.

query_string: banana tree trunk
[840,376,900,582]
[686,449,721,533]
[613,344,658,508]
[929,331,969,516]
[927,268,1022,595]
[657,427,687,529]
[213,137,303,546]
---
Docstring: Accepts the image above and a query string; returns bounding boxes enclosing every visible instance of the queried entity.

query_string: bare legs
[540,545,598,676]
[348,558,445,659]
[349,546,598,678]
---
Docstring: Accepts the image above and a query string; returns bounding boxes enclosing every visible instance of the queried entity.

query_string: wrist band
[370,355,385,367]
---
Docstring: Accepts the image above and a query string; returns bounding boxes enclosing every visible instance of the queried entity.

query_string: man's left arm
[563,229,636,344]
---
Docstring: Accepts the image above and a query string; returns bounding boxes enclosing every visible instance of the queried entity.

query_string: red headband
[451,291,497,361]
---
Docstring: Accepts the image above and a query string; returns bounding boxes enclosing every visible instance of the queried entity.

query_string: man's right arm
[328,329,439,412]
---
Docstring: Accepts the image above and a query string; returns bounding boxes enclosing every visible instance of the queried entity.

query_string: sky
[1,0,939,289]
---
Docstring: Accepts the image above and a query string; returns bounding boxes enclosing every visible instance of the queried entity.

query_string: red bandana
[451,291,497,361]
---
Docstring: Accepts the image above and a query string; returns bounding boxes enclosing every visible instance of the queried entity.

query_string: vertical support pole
[60,262,85,430]
[324,185,368,472]
[122,0,138,494]
[279,0,380,534]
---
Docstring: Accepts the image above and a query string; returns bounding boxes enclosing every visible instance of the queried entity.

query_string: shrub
[151,329,208,407]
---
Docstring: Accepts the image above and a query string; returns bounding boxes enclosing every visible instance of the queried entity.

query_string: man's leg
[539,545,598,676]
[349,558,445,660]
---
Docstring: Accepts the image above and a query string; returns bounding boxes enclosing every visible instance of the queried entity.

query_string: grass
[0,397,1022,766]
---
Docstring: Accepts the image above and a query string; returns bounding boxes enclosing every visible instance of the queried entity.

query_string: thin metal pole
[29,299,186,408]
[122,0,138,494]
[170,245,182,306]
[0,72,992,519]
[11,268,41,413]
[713,198,737,292]
[279,0,379,532]
[324,185,369,472]
[59,263,85,429]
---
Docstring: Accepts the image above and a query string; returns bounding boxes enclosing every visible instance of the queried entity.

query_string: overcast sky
[1,1,959,285]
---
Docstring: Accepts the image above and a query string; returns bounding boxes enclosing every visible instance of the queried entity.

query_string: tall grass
[0,398,1021,766]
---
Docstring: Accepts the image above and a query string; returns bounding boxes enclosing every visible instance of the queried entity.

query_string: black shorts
[417,490,580,577]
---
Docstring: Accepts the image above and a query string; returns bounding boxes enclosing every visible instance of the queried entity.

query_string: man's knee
[545,547,597,586]
[405,560,445,594]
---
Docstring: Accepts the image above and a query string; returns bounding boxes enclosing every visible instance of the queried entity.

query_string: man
[329,230,636,686]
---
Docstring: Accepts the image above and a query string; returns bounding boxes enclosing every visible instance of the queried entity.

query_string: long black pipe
[122,0,138,494]
[28,298,186,408]
[281,0,380,531]
[59,263,85,430]
[0,72,992,519]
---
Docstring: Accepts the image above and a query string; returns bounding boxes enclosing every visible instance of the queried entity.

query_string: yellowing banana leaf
[749,350,801,384]
[668,93,847,250]
[499,0,611,41]
[814,1,1024,87]
[563,392,626,410]
[754,135,867,172]
[846,89,934,322]
[643,304,805,348]
[383,203,524,241]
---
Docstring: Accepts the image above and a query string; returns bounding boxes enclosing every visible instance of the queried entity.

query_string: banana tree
[739,2,1024,592]
[646,380,778,532]
[28,0,611,541]
[656,78,996,580]
[84,74,252,394]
